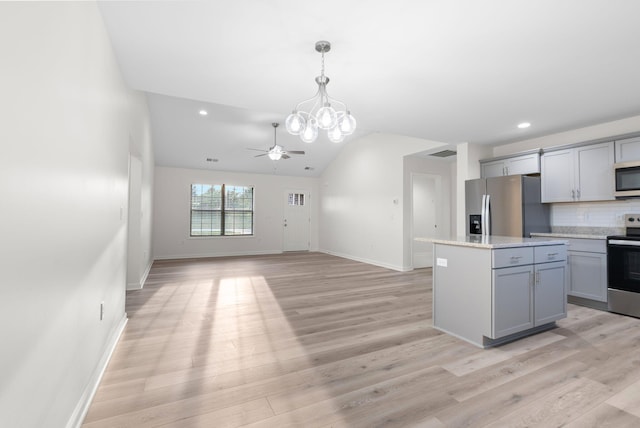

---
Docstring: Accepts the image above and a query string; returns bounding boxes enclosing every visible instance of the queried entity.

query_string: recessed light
[517,122,531,129]
[199,110,208,116]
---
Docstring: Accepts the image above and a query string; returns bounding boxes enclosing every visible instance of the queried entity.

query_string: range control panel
[625,214,640,227]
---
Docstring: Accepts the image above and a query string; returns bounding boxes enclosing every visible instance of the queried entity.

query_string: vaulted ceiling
[98,0,640,176]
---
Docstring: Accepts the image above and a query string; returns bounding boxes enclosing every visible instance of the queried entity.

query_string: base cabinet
[492,265,534,338]
[568,251,607,302]
[433,242,567,348]
[534,261,568,325]
[492,258,566,340]
[533,237,607,304]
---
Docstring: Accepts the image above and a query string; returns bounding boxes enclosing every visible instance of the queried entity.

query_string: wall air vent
[429,149,457,158]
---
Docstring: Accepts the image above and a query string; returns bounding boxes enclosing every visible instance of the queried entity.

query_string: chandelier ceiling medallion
[285,40,357,144]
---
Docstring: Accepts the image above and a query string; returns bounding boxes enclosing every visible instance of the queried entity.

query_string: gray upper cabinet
[615,136,640,163]
[481,152,540,178]
[541,142,615,203]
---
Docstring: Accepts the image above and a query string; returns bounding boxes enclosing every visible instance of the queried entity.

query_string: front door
[283,190,310,251]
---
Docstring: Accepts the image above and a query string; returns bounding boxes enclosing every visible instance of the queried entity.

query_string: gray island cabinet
[418,236,567,348]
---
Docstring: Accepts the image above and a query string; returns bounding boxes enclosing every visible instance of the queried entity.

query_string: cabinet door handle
[530,272,534,287]
[576,189,581,199]
[571,189,575,199]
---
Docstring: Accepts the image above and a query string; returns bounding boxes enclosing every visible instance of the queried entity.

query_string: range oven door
[608,238,640,318]
[608,239,640,292]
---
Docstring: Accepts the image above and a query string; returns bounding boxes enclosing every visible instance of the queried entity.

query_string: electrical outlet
[100,301,104,321]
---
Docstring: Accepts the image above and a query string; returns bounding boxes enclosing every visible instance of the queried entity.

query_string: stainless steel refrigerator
[465,175,550,237]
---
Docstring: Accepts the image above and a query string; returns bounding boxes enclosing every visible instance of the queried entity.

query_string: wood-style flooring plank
[82,252,640,427]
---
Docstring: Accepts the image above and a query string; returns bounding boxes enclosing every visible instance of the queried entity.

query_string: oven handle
[609,239,640,247]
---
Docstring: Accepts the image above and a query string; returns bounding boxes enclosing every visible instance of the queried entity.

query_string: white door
[283,190,310,251]
[412,174,440,268]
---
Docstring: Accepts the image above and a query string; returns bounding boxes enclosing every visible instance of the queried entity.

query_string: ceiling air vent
[429,149,457,158]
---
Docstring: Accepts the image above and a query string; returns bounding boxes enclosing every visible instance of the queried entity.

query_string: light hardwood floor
[83,252,640,427]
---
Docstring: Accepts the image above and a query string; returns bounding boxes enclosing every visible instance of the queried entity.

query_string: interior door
[283,190,310,251]
[412,174,440,268]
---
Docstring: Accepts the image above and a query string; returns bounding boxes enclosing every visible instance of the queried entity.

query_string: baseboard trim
[66,314,128,428]
[126,260,153,290]
[318,249,410,272]
[154,249,283,260]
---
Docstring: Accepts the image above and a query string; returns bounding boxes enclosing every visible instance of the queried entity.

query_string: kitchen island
[417,235,568,348]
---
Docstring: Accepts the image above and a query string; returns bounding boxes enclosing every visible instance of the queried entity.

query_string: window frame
[190,183,254,237]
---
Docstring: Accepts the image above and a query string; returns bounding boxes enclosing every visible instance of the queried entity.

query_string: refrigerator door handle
[485,194,491,236]
[480,194,486,235]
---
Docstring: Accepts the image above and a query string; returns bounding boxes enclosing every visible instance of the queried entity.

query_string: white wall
[319,133,444,271]
[0,3,153,427]
[153,167,319,259]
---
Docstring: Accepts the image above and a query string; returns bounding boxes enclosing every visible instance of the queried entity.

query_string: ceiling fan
[248,123,305,160]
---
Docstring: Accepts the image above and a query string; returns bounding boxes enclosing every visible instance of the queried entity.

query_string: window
[190,184,254,236]
[288,192,305,206]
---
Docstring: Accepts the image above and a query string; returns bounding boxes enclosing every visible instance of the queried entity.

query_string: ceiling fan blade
[247,148,268,152]
[286,150,305,155]
[254,153,268,157]
[281,154,291,159]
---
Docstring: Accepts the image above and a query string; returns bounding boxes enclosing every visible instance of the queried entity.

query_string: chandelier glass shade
[285,41,356,144]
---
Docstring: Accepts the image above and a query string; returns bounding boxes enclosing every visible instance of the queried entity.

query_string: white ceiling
[98,0,640,176]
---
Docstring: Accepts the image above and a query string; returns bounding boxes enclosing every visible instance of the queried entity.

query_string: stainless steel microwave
[615,161,640,198]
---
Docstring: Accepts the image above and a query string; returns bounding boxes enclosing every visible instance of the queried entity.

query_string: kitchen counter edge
[415,236,568,249]
[530,232,608,240]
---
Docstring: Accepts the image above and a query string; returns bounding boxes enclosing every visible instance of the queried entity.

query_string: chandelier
[285,41,357,144]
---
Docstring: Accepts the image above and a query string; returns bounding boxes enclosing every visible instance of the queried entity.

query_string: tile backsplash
[551,199,640,228]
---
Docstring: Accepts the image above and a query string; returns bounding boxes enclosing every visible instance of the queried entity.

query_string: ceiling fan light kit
[249,122,305,161]
[285,40,356,144]
[267,147,283,161]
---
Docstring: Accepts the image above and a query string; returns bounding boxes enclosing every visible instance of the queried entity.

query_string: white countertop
[415,235,568,249]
